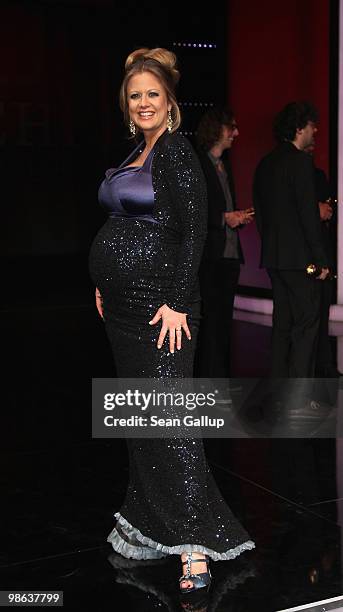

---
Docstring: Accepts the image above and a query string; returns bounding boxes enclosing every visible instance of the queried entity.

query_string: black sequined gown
[89,130,255,561]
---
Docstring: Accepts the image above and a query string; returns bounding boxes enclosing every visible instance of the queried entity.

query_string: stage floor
[2,286,342,611]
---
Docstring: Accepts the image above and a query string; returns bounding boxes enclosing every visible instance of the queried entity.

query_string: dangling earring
[129,119,136,136]
[167,110,173,133]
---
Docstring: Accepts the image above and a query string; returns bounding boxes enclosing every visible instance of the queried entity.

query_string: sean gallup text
[104,415,225,429]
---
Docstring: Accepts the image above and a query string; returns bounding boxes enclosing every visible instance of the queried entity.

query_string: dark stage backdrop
[227,0,332,290]
[2,0,336,297]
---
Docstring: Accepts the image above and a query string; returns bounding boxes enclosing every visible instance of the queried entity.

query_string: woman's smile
[127,71,171,136]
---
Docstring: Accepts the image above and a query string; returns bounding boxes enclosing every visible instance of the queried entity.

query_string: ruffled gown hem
[107,512,255,562]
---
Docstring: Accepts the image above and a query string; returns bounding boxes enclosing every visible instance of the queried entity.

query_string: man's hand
[224,208,254,228]
[319,202,333,221]
[317,267,329,280]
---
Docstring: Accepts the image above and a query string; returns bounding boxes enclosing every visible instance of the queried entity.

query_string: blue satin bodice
[98,141,156,222]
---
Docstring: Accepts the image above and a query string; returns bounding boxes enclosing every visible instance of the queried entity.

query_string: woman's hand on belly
[149,305,191,353]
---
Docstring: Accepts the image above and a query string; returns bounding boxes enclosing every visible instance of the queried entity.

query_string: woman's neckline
[123,145,154,169]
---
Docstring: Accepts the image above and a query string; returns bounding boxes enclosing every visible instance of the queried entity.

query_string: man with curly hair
[253,102,329,376]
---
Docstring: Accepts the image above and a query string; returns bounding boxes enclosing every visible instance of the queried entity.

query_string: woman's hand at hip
[95,288,104,320]
[149,304,191,353]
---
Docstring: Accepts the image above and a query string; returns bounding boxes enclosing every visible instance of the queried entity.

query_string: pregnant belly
[89,218,178,318]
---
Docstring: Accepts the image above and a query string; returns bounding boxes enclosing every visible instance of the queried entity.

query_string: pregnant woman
[89,47,255,594]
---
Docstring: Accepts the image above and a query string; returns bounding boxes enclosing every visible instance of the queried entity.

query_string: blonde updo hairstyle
[119,47,181,135]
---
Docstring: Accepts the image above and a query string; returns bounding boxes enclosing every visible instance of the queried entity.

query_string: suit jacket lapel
[201,153,228,211]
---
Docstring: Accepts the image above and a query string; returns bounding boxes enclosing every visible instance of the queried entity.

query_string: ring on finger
[176,327,182,332]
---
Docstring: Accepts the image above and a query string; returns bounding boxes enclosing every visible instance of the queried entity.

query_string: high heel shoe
[179,553,212,594]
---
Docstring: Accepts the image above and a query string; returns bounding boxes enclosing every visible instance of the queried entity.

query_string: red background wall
[227,0,330,289]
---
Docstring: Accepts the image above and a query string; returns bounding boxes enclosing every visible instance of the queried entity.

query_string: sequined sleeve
[164,134,208,313]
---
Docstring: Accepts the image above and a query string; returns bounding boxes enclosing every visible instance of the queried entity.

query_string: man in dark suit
[194,107,254,377]
[253,102,329,377]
